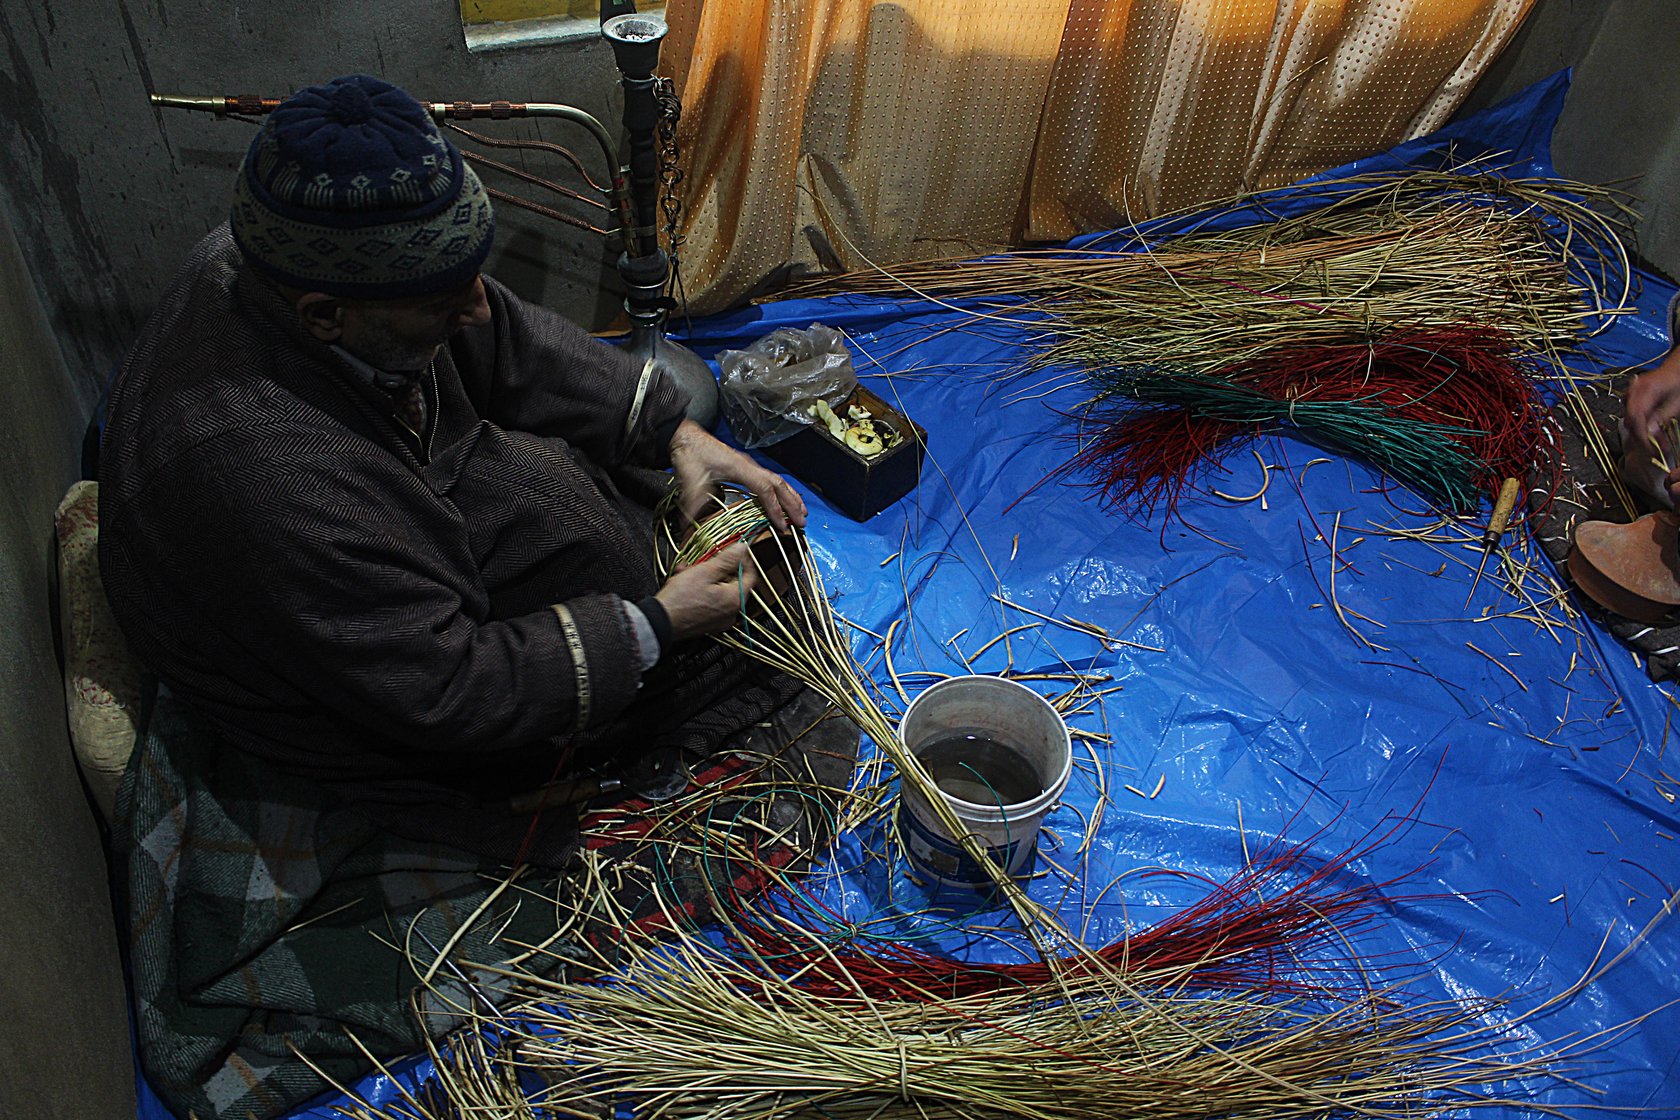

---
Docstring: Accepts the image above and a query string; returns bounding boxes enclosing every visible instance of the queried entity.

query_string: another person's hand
[1624,346,1680,504]
[1625,347,1680,446]
[668,418,807,532]
[654,543,761,641]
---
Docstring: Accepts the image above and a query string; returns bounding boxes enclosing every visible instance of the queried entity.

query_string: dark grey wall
[0,207,132,1118]
[0,5,638,1115]
[1460,0,1680,280]
[1,1,633,409]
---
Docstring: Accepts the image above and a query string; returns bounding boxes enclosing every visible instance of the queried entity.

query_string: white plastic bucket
[896,675,1071,892]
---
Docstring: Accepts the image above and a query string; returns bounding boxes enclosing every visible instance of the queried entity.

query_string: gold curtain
[662,0,1535,314]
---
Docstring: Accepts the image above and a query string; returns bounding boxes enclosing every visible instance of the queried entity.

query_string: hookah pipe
[149,12,720,425]
[599,6,720,428]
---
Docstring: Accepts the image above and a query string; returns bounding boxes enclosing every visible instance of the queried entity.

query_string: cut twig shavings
[993,593,1165,653]
[883,618,908,707]
[968,622,1039,664]
[1619,697,1671,784]
[1343,605,1388,629]
[1468,641,1530,692]
[839,615,886,642]
[1211,449,1272,503]
[1312,515,1388,653]
[1077,738,1109,860]
[1368,516,1575,640]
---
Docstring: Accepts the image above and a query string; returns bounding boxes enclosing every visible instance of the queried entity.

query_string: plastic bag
[717,324,859,448]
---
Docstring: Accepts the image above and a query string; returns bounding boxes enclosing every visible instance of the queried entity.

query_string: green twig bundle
[1114,365,1487,507]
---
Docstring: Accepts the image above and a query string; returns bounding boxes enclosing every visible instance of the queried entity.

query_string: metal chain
[653,77,685,290]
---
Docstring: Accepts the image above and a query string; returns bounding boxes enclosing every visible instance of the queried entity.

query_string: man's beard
[347,322,443,373]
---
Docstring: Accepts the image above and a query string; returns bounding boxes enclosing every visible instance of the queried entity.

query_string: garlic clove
[813,399,846,438]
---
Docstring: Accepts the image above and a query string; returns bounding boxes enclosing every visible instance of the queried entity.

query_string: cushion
[54,480,151,819]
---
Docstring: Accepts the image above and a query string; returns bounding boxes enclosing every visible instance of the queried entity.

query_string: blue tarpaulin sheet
[142,71,1680,1118]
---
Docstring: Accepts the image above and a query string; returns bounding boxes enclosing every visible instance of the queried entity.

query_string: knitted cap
[230,75,494,299]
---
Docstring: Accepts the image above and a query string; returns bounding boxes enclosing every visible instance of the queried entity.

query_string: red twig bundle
[715,819,1449,1005]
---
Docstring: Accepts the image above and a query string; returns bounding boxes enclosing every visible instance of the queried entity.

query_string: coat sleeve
[131,429,648,754]
[449,277,690,470]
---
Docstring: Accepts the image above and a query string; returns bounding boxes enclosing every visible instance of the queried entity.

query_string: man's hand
[668,418,807,532]
[654,543,761,641]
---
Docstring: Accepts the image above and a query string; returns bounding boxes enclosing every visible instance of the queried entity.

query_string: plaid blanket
[119,681,856,1120]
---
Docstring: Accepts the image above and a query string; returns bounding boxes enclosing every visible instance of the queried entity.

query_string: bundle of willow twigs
[399,813,1588,1120]
[791,169,1634,517]
[489,929,1576,1120]
[655,499,1045,898]
[655,496,903,786]
[322,869,1587,1120]
[317,822,1606,1120]
[654,493,1099,973]
[794,170,1630,364]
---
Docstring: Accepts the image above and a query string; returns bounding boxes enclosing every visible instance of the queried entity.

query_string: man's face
[324,276,492,372]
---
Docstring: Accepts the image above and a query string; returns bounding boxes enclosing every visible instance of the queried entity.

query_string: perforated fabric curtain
[661,0,1534,314]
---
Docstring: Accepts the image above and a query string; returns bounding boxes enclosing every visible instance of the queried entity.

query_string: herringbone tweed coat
[100,223,787,855]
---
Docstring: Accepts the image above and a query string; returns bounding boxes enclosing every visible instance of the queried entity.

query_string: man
[101,75,843,1120]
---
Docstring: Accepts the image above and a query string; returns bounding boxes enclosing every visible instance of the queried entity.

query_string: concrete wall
[0,0,633,407]
[0,208,133,1117]
[1458,0,1680,281]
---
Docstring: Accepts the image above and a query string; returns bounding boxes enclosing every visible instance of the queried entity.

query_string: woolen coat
[99,224,776,855]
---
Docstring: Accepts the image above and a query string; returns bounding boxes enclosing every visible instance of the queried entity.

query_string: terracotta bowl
[1568,511,1680,623]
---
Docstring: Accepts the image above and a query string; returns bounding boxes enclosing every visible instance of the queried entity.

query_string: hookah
[598,4,718,427]
[150,5,719,426]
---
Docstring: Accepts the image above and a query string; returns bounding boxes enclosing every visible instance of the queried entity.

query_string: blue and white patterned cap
[230,75,495,299]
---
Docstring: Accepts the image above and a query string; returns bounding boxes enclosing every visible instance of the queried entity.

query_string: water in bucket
[918,732,1044,805]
